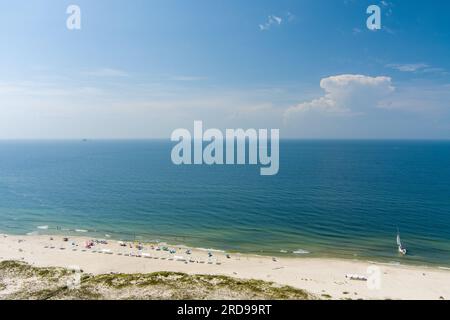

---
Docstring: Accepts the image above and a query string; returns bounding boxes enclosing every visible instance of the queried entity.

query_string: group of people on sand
[48,236,229,263]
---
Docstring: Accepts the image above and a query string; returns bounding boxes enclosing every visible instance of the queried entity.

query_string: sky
[0,0,449,139]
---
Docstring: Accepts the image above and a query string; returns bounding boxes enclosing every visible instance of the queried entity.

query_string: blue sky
[0,0,449,139]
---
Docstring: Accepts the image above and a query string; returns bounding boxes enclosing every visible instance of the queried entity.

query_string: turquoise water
[0,140,449,266]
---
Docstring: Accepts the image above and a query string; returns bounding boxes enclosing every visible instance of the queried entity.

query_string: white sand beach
[1,234,449,300]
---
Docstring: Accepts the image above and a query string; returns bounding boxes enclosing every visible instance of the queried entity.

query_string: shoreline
[1,233,450,300]
[12,228,450,269]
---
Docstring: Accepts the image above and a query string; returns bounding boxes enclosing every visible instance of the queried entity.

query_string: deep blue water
[0,140,449,266]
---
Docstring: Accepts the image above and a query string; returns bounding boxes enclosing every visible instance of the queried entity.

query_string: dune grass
[0,260,313,300]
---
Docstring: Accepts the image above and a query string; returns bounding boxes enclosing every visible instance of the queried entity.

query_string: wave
[293,249,310,255]
[197,247,226,253]
[367,260,401,266]
[37,225,49,230]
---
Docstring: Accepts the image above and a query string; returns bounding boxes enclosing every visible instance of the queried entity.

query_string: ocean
[0,140,449,266]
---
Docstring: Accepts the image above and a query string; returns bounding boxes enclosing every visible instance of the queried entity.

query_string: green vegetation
[0,260,313,300]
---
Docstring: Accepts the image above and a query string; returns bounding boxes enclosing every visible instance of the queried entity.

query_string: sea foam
[293,249,310,255]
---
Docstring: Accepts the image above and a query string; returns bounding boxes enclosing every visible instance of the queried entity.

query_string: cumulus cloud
[284,74,395,119]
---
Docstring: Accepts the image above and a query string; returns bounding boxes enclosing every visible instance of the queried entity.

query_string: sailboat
[397,229,407,255]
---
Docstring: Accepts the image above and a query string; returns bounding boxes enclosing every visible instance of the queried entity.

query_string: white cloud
[0,81,102,97]
[81,68,129,77]
[387,63,448,76]
[259,12,296,31]
[284,74,395,119]
[387,63,429,72]
[272,16,282,24]
[0,76,286,138]
[378,84,450,113]
[169,75,207,81]
[259,15,283,31]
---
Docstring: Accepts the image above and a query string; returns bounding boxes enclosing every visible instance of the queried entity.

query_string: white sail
[397,229,407,255]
